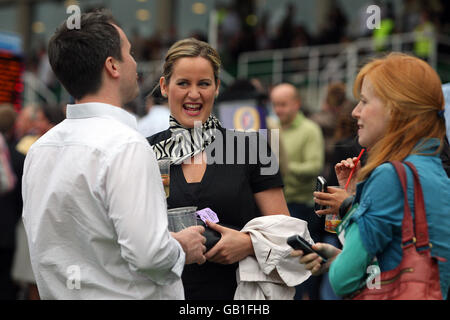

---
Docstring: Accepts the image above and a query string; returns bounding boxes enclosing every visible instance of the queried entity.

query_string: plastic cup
[157,159,171,198]
[325,213,342,233]
[324,186,343,233]
[167,206,198,232]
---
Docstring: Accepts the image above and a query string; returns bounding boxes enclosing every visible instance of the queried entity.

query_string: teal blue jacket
[329,139,450,299]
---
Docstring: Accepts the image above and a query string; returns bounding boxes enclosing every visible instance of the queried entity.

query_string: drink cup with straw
[325,148,365,233]
[344,148,365,192]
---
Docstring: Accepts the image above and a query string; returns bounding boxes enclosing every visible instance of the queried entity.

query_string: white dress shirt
[22,102,185,300]
[137,105,170,138]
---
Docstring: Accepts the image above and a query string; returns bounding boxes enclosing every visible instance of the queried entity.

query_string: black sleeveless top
[147,127,283,299]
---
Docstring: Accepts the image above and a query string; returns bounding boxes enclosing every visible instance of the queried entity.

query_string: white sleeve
[103,140,185,285]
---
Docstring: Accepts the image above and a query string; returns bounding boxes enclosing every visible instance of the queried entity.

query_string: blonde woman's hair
[162,38,221,85]
[354,52,446,181]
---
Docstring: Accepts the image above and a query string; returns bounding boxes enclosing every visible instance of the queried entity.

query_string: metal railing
[22,32,450,112]
[23,71,58,106]
[237,32,450,111]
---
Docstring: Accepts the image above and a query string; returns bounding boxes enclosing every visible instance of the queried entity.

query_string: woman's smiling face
[352,76,390,149]
[160,56,219,128]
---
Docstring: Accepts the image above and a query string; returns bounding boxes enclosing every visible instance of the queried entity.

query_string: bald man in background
[270,83,324,300]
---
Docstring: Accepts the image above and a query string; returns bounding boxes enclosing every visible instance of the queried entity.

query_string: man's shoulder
[288,115,322,138]
[35,118,148,153]
[302,116,322,132]
[93,119,150,153]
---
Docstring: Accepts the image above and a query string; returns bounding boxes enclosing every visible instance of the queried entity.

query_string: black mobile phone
[287,234,328,263]
[314,176,328,212]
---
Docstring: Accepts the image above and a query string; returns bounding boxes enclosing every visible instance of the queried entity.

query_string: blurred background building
[1,0,450,116]
[1,0,450,301]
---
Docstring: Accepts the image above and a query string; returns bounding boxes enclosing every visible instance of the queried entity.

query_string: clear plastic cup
[167,206,198,232]
[157,159,171,198]
[324,186,343,233]
[325,213,342,233]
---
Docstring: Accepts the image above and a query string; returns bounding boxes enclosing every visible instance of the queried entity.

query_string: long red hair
[353,53,446,181]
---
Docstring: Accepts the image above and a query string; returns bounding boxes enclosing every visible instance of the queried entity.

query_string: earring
[162,93,167,98]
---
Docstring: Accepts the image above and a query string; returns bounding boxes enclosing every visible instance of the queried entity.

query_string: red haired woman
[296,53,450,299]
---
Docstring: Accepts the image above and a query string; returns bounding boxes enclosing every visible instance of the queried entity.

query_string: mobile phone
[314,176,328,212]
[287,234,328,263]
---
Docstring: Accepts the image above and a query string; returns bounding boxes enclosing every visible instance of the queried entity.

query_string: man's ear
[104,57,120,79]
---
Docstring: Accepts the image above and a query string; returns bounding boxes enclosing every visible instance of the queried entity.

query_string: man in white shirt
[22,10,206,299]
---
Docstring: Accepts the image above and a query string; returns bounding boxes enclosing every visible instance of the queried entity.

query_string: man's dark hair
[48,10,122,100]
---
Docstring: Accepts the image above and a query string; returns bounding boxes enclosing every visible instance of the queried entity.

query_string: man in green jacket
[270,83,324,299]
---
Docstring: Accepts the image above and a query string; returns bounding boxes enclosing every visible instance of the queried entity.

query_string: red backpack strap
[390,161,415,247]
[404,161,431,251]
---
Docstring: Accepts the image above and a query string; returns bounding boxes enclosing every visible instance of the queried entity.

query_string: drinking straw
[344,148,365,191]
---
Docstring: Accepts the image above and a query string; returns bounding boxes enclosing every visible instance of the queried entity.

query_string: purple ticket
[196,208,219,224]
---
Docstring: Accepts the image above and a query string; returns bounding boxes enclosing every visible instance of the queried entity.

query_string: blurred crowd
[23,0,450,81]
[22,0,450,119]
[0,102,66,300]
[1,0,450,301]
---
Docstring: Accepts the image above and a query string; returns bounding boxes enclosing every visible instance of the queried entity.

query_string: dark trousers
[0,248,17,300]
[288,202,324,300]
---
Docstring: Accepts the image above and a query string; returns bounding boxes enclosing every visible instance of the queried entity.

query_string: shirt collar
[412,138,440,154]
[354,137,441,202]
[66,102,137,130]
[286,112,304,129]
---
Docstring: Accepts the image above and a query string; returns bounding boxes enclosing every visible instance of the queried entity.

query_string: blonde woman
[147,38,290,299]
[296,53,450,299]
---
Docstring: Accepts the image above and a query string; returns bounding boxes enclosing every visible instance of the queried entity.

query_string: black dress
[147,127,283,299]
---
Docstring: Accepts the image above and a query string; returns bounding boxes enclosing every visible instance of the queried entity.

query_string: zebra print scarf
[152,115,222,165]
